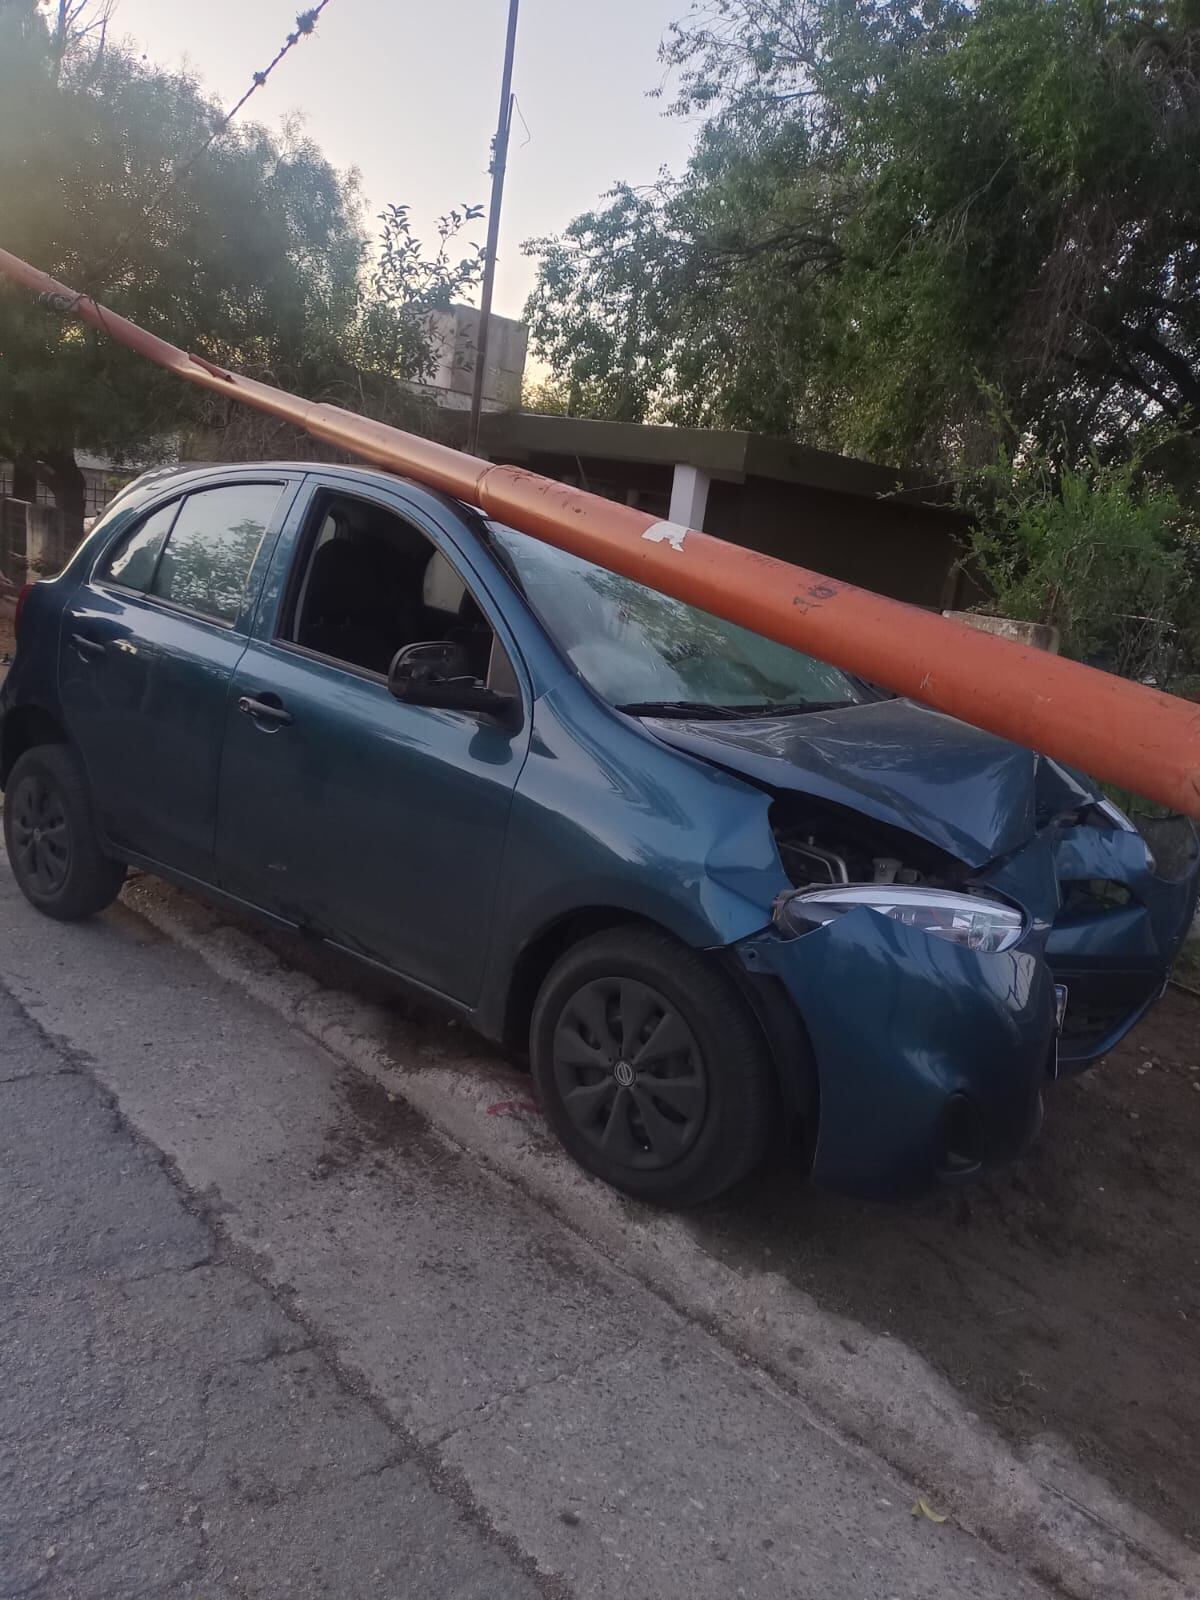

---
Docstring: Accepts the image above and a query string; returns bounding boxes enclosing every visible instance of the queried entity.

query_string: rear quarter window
[101,500,180,590]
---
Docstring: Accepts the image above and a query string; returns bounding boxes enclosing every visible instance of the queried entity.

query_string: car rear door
[59,474,298,879]
[213,476,531,1006]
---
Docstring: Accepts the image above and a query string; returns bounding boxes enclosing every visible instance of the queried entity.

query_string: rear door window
[149,483,283,625]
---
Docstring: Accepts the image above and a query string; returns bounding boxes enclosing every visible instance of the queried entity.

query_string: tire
[530,926,776,1207]
[3,744,126,920]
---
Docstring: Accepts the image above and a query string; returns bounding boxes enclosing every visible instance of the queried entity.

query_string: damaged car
[3,462,1197,1205]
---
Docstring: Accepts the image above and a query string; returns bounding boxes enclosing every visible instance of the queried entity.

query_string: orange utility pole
[2,244,1199,818]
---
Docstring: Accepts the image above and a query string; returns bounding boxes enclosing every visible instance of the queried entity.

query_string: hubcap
[551,977,707,1171]
[10,775,71,897]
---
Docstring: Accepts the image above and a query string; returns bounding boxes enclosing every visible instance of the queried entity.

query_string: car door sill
[115,848,477,1027]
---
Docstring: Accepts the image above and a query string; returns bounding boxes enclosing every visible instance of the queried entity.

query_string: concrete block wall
[942,609,1061,653]
[0,497,83,587]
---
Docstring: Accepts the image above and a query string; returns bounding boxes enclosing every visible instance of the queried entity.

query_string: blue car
[3,462,1197,1205]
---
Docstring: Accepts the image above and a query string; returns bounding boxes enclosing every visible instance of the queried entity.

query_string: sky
[108,0,699,322]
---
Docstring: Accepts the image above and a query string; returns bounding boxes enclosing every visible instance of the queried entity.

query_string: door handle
[70,632,106,661]
[238,695,293,727]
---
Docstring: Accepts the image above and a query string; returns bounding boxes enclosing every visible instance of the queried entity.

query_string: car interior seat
[421,549,493,682]
[298,533,408,675]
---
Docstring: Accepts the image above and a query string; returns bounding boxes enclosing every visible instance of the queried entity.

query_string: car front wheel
[530,926,776,1207]
[4,744,126,920]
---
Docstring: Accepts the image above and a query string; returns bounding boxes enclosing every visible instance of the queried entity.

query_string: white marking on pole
[641,521,689,552]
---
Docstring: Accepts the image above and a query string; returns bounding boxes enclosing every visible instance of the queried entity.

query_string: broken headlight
[773,884,1025,954]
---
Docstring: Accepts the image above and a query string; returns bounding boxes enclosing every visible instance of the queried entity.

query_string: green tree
[967,439,1200,688]
[201,199,483,462]
[526,0,1200,470]
[0,1,483,510]
[524,182,686,422]
[520,376,573,415]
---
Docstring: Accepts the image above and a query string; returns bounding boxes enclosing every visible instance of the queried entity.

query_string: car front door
[213,478,532,1006]
[59,475,297,879]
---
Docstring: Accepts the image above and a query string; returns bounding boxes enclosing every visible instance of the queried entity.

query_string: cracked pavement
[0,997,545,1600]
[0,868,1057,1599]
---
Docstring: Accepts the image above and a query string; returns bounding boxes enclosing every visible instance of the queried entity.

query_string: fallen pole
[3,244,1200,818]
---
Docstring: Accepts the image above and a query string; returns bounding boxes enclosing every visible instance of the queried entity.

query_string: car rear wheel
[530,927,776,1207]
[4,744,126,920]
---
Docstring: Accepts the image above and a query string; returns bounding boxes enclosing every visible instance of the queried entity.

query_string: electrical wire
[85,2,337,299]
[146,1,336,212]
[512,94,531,149]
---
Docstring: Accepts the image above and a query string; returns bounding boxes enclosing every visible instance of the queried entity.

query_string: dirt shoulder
[693,991,1200,1548]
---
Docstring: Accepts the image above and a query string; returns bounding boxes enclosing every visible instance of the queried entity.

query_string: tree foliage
[967,435,1200,687]
[525,183,686,422]
[525,0,1200,471]
[0,0,482,507]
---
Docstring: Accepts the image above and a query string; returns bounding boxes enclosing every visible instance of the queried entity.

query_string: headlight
[773,884,1025,954]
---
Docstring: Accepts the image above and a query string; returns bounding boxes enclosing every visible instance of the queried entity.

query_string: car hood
[643,699,1093,868]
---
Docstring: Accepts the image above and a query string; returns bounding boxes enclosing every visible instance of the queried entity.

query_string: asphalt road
[0,983,544,1600]
[0,864,1052,1600]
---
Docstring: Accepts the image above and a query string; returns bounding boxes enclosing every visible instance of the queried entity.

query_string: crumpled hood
[644,699,1093,868]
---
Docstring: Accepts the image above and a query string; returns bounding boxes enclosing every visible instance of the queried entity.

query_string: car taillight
[13,582,33,640]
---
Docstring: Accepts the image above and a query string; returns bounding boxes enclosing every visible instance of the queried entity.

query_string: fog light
[940,1093,984,1175]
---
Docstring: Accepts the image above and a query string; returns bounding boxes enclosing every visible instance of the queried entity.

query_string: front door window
[280,491,509,690]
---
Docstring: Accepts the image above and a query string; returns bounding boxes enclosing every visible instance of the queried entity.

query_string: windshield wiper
[617,698,854,721]
[722,700,853,718]
[616,700,747,721]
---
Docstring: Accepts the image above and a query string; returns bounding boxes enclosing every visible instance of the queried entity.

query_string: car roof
[115,460,479,525]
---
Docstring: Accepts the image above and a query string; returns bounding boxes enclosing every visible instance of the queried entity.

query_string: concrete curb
[124,874,1200,1600]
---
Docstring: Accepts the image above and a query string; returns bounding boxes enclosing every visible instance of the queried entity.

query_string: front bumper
[1045,816,1199,1067]
[737,908,1055,1199]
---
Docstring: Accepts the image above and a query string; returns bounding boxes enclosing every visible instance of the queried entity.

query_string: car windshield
[489,524,865,714]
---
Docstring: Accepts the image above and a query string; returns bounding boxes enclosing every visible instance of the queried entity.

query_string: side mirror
[389,640,470,685]
[387,642,520,729]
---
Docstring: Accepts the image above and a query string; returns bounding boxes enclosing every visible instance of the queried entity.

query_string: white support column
[668,462,711,531]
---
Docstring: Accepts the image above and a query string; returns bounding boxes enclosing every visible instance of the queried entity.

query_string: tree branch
[1128,326,1200,409]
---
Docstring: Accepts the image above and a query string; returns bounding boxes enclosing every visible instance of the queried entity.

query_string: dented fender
[737,908,1055,1198]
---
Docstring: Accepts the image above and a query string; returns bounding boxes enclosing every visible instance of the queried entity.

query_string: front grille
[1054,969,1161,1062]
[1057,879,1133,917]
